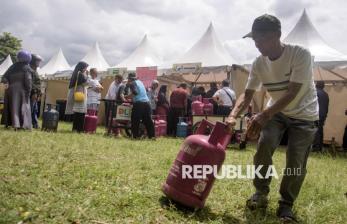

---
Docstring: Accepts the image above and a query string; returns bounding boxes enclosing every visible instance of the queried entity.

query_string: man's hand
[94,85,103,93]
[4,83,9,89]
[225,116,237,134]
[246,112,270,140]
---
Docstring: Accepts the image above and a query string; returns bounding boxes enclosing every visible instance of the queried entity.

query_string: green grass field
[0,122,346,224]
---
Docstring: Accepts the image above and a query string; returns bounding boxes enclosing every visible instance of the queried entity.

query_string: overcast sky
[1,0,347,66]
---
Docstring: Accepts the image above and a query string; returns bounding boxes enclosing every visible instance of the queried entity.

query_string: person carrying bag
[65,61,89,132]
[212,79,236,116]
[74,71,86,102]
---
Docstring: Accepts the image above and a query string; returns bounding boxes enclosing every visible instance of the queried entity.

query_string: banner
[172,62,202,74]
[107,67,127,78]
[136,66,157,88]
[116,105,132,121]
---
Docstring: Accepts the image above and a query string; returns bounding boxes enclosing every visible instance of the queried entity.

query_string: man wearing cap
[226,14,318,221]
[126,73,155,139]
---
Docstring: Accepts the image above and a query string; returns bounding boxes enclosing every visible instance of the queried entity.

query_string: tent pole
[193,72,202,85]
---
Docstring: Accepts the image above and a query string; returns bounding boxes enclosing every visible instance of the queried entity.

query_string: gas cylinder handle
[46,104,60,111]
[88,109,97,116]
[195,119,215,135]
[208,121,232,148]
[178,117,186,123]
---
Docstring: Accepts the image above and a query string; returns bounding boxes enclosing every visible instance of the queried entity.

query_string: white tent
[115,35,162,70]
[284,9,347,62]
[174,22,237,66]
[39,48,71,76]
[81,42,109,71]
[0,55,13,77]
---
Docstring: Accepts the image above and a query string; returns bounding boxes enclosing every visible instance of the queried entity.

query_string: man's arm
[246,82,302,138]
[225,89,254,131]
[125,83,138,99]
[262,82,302,119]
[229,89,255,118]
[31,71,41,94]
[232,99,236,109]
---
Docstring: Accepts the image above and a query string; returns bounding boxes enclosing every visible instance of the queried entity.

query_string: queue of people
[1,50,43,130]
[99,73,238,138]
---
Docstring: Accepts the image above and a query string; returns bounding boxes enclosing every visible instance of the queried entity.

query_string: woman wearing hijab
[65,61,89,132]
[156,85,169,118]
[1,50,32,130]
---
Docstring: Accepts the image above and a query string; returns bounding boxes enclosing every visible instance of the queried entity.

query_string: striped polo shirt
[246,44,318,121]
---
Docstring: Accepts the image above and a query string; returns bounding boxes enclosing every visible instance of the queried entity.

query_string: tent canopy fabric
[81,42,110,71]
[331,67,347,80]
[174,23,237,67]
[313,66,347,82]
[39,48,71,76]
[115,35,162,70]
[284,9,347,62]
[0,55,13,77]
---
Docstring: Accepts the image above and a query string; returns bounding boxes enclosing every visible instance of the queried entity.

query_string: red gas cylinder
[162,119,232,208]
[157,115,167,136]
[192,99,204,115]
[202,98,213,115]
[84,110,98,133]
[153,115,161,137]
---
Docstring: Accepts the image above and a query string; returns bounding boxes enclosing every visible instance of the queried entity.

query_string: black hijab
[68,61,89,89]
[159,85,167,95]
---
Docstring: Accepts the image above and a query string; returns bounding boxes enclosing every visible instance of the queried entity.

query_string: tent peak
[140,34,148,44]
[207,22,215,32]
[81,42,110,71]
[174,22,237,66]
[115,34,162,69]
[38,48,71,75]
[284,9,347,61]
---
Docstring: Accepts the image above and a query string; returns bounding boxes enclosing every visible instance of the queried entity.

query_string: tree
[0,32,22,63]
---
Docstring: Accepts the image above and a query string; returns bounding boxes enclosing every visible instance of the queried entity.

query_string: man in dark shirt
[29,54,43,129]
[343,109,347,151]
[169,83,188,136]
[206,82,218,114]
[312,81,329,152]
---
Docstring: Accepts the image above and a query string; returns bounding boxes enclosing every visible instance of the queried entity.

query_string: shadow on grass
[159,196,241,223]
[242,207,280,224]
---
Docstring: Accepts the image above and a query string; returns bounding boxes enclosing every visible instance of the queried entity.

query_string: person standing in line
[311,81,329,152]
[147,80,159,114]
[1,50,32,130]
[126,73,155,139]
[87,68,103,114]
[65,61,89,133]
[156,85,170,119]
[212,79,236,116]
[29,54,43,129]
[343,109,347,151]
[104,74,123,127]
[206,82,219,114]
[169,83,188,136]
